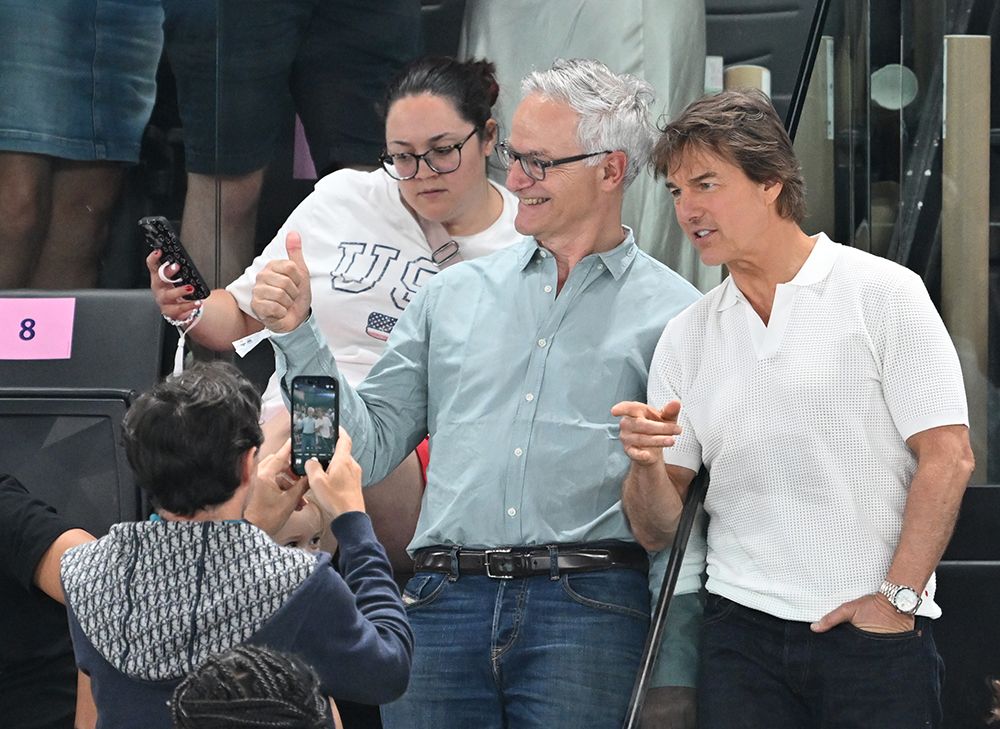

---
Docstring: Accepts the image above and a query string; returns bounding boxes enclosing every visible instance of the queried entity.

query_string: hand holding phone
[291,376,339,476]
[304,428,365,519]
[139,216,211,301]
[244,438,309,536]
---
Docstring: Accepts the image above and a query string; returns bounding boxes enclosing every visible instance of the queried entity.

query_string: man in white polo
[614,89,974,729]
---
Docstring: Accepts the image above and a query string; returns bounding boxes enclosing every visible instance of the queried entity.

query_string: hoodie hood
[61,520,316,681]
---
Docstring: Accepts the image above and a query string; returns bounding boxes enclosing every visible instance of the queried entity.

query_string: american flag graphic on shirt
[366,311,398,341]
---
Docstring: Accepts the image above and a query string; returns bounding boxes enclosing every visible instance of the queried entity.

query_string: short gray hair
[521,58,656,188]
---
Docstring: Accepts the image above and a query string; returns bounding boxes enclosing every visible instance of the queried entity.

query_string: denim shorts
[0,0,162,162]
[162,0,421,176]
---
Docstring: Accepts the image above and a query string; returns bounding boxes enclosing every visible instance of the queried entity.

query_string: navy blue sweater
[61,511,412,729]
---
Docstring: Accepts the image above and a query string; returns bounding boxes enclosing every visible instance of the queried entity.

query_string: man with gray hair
[255,58,701,728]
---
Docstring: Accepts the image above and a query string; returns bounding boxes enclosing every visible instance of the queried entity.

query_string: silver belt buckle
[484,547,516,579]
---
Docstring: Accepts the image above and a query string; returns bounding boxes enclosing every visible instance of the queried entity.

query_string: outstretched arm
[613,400,696,551]
[266,232,430,486]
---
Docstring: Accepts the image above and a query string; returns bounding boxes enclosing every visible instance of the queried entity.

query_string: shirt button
[537,338,546,347]
[539,250,547,258]
[514,447,523,457]
[507,507,517,517]
[544,285,552,293]
[525,393,534,401]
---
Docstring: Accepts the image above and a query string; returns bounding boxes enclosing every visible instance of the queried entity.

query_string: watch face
[894,587,920,613]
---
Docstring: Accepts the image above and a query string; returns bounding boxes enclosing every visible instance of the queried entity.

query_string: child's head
[273,500,324,555]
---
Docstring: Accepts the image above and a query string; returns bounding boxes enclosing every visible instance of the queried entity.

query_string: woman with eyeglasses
[147,56,519,577]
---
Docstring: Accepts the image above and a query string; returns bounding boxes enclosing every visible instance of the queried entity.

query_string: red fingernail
[186,286,194,292]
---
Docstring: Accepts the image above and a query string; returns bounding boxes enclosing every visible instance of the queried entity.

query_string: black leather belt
[413,541,648,579]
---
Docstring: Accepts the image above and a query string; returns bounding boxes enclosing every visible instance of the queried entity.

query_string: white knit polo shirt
[650,234,968,622]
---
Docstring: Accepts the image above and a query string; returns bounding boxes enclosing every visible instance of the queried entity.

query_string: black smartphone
[290,376,339,476]
[139,215,211,301]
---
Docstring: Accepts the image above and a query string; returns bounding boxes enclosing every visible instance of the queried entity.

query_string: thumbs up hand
[251,231,313,333]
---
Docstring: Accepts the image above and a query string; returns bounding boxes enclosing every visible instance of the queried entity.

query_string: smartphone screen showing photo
[290,376,339,476]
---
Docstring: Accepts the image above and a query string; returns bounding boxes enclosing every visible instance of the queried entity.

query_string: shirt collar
[787,232,838,286]
[716,233,838,311]
[517,226,639,280]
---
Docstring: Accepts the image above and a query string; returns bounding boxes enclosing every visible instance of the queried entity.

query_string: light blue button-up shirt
[272,231,700,552]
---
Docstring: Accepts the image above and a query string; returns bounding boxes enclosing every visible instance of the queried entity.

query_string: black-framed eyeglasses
[495,141,612,181]
[379,127,480,181]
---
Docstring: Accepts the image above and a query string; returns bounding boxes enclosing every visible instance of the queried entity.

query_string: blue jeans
[380,568,650,729]
[697,594,944,729]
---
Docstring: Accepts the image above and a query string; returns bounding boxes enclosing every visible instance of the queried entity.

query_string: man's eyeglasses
[379,127,480,181]
[495,141,612,181]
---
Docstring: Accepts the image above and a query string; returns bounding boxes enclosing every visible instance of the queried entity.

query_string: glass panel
[0,0,164,289]
[798,0,996,483]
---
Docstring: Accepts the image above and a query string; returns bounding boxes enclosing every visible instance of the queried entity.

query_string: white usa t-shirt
[228,168,521,420]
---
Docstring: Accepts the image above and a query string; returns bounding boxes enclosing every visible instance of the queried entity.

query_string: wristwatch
[878,580,922,615]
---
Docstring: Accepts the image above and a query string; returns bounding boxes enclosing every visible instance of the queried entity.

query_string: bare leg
[31,160,124,289]
[0,152,52,288]
[181,171,265,289]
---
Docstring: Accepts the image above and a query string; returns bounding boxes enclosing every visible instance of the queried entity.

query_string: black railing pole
[622,467,709,729]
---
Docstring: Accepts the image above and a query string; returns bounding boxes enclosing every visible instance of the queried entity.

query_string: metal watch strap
[878,579,922,615]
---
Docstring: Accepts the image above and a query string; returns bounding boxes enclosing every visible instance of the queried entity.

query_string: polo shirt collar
[716,233,838,311]
[786,232,838,286]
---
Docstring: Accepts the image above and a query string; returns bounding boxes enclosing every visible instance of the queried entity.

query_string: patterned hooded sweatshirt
[61,512,412,729]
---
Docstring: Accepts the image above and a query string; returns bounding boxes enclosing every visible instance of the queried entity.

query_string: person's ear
[762,179,784,207]
[599,150,628,189]
[482,118,499,157]
[240,446,258,487]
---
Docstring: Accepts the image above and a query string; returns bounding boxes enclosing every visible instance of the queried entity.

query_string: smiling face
[505,93,608,249]
[665,146,782,269]
[384,93,496,227]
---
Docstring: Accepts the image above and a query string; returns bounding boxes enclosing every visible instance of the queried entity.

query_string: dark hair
[653,88,807,223]
[383,56,499,135]
[171,645,332,729]
[123,361,263,516]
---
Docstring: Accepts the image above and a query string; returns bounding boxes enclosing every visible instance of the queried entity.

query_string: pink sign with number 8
[0,298,75,360]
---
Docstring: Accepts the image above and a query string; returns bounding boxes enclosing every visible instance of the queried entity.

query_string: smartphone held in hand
[290,376,339,476]
[139,215,211,301]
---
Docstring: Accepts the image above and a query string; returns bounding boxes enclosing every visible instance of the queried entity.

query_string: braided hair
[170,645,333,729]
